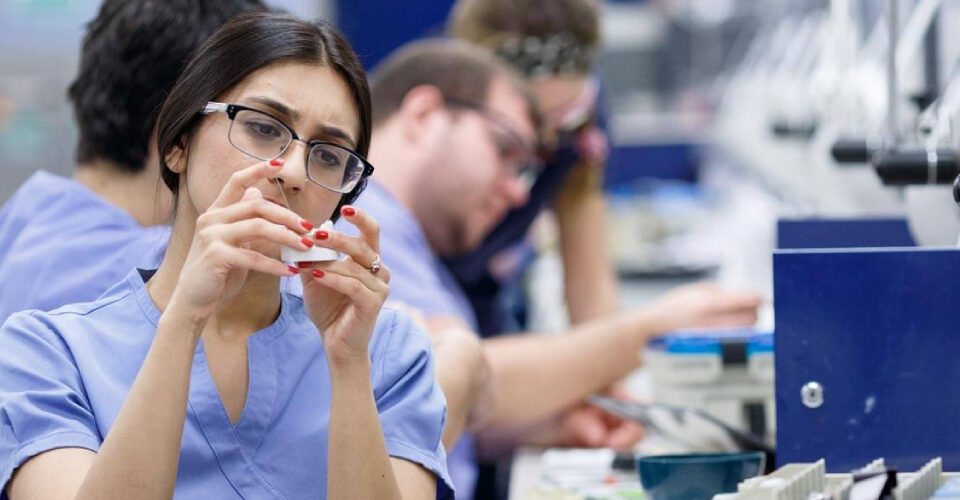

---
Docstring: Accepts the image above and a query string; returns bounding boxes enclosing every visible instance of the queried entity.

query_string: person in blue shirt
[358,39,762,500]
[0,13,452,500]
[0,0,269,323]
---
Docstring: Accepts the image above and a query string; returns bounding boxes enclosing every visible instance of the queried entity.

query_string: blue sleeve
[0,312,101,494]
[373,309,455,500]
[386,256,469,320]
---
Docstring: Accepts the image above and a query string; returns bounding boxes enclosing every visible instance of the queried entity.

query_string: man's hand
[557,403,644,451]
[647,282,762,332]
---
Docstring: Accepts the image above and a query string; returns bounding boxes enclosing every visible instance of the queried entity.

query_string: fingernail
[341,206,356,217]
[300,219,314,231]
[297,262,312,268]
[316,230,329,240]
[300,236,314,248]
[312,269,325,278]
[269,158,285,167]
[287,265,299,275]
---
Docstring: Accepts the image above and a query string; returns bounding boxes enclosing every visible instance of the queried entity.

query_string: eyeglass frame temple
[442,96,539,149]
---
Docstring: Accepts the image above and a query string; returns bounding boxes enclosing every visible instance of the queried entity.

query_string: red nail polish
[269,158,285,167]
[300,219,314,231]
[297,261,312,268]
[341,206,356,217]
[312,269,325,278]
[287,265,298,275]
[300,236,314,248]
[316,230,329,240]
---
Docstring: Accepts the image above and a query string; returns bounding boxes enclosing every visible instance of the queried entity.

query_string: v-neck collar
[188,336,284,498]
[129,269,289,498]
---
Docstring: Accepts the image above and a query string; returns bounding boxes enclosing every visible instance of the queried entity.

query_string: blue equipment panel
[774,248,960,472]
[604,142,700,188]
[777,218,916,249]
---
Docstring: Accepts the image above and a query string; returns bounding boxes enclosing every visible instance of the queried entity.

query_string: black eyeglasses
[443,97,542,182]
[201,102,374,194]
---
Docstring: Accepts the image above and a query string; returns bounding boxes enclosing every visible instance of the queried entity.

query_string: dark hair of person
[68,0,269,174]
[155,13,372,220]
[369,39,541,132]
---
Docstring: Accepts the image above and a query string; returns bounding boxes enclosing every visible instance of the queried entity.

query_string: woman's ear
[165,139,188,174]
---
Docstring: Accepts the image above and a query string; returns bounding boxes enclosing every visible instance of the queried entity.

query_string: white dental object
[281,220,340,262]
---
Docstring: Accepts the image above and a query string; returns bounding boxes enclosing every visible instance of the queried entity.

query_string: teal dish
[637,452,766,500]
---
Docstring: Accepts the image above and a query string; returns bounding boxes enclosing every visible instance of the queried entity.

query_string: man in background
[356,39,761,500]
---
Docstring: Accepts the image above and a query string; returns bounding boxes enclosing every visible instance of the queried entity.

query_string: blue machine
[777,218,916,250]
[774,246,960,471]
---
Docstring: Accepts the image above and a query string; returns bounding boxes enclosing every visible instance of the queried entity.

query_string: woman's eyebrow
[317,125,356,148]
[242,95,357,148]
[245,95,300,121]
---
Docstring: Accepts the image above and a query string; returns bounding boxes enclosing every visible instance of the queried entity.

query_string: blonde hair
[448,0,600,50]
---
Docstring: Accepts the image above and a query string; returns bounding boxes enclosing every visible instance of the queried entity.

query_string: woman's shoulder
[276,294,437,384]
[368,307,436,383]
[373,307,431,347]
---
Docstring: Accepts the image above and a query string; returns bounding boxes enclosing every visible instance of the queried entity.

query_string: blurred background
[7,1,960,495]
[4,0,960,323]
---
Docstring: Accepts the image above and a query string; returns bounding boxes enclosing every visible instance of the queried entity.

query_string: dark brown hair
[369,39,541,132]
[156,12,371,219]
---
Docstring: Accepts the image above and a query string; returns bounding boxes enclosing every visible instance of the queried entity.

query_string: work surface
[508,447,643,500]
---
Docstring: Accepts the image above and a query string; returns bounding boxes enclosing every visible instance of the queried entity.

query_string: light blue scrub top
[0,268,454,499]
[0,171,168,323]
[347,181,480,500]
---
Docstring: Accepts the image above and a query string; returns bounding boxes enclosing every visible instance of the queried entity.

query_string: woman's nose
[275,141,310,191]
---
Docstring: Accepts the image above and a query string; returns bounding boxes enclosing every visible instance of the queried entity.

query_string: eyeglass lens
[228,109,364,193]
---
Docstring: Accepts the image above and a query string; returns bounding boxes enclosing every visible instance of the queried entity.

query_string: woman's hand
[296,206,390,363]
[168,159,310,325]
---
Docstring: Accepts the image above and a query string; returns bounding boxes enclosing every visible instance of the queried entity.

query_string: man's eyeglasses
[201,102,374,194]
[443,97,542,183]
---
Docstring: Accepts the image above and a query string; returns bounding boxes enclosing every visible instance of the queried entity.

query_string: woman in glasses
[0,12,452,500]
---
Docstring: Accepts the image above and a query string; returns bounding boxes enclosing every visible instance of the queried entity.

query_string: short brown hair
[448,0,600,76]
[369,39,540,133]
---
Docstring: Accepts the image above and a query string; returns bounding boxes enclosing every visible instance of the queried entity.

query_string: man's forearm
[480,308,662,429]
